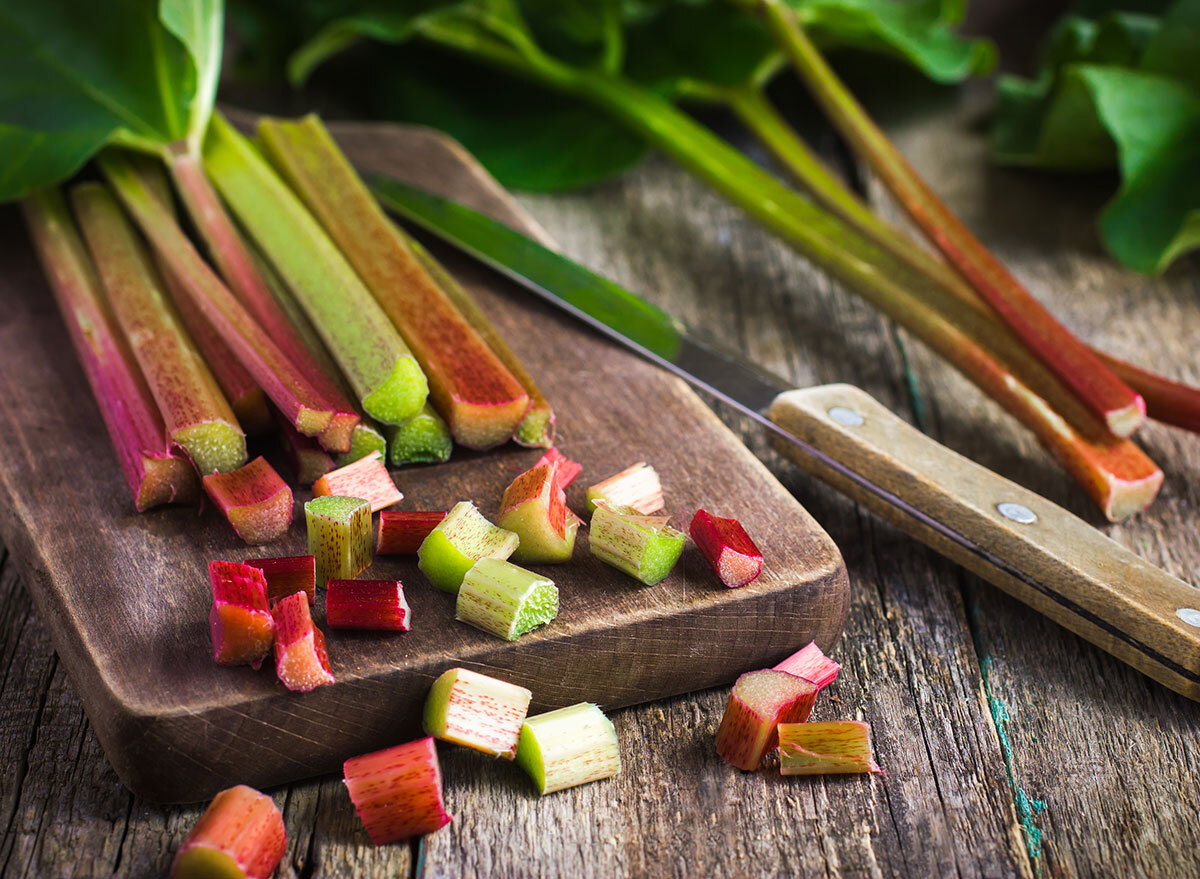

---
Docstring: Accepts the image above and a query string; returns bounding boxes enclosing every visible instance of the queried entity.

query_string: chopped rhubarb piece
[245,555,316,606]
[534,448,581,487]
[777,721,882,776]
[272,591,334,691]
[258,115,530,449]
[423,667,532,759]
[498,462,579,564]
[203,457,294,546]
[377,511,447,556]
[515,703,621,795]
[304,496,373,588]
[21,190,198,511]
[70,182,246,476]
[343,737,452,845]
[205,114,429,426]
[456,558,559,641]
[689,509,764,588]
[387,403,453,466]
[714,670,818,771]
[326,579,411,631]
[773,641,840,690]
[311,450,402,512]
[589,504,685,586]
[585,463,663,514]
[417,501,519,593]
[208,561,274,669]
[171,785,285,879]
[278,413,334,485]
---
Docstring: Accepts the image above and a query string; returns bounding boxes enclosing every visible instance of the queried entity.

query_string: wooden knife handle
[768,383,1200,701]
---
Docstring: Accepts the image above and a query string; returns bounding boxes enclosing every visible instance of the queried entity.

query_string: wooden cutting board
[0,121,848,804]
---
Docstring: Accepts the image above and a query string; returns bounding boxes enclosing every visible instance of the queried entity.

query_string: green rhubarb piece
[305,495,372,587]
[456,558,558,641]
[387,403,453,466]
[417,501,518,594]
[336,419,388,468]
[498,463,578,564]
[423,667,533,758]
[203,114,428,425]
[589,505,685,586]
[515,703,621,795]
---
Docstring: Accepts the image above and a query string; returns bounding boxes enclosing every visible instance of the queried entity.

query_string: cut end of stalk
[514,403,556,448]
[586,463,663,514]
[175,421,248,477]
[315,411,360,455]
[343,737,452,845]
[337,420,389,468]
[589,504,685,586]
[387,404,453,466]
[208,561,274,669]
[326,579,411,631]
[773,641,840,690]
[377,511,447,556]
[1104,467,1165,522]
[171,785,286,879]
[1106,395,1147,439]
[312,450,402,512]
[244,555,316,606]
[714,670,818,771]
[304,495,373,587]
[423,667,533,759]
[777,721,881,776]
[688,509,763,588]
[202,457,294,545]
[417,501,519,593]
[515,703,621,795]
[362,354,429,425]
[137,455,201,511]
[445,393,531,450]
[456,557,559,641]
[272,591,335,692]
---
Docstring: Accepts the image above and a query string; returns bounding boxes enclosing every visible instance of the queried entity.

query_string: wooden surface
[0,125,848,803]
[4,20,1200,879]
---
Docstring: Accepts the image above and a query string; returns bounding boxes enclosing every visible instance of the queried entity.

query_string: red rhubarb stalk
[760,3,1145,437]
[272,591,335,692]
[689,509,763,588]
[208,561,274,669]
[245,555,316,606]
[69,183,246,476]
[257,115,530,449]
[277,412,335,485]
[343,737,453,844]
[98,151,347,447]
[326,579,411,631]
[774,641,840,690]
[377,511,447,556]
[534,447,581,487]
[714,669,818,771]
[311,450,403,513]
[202,457,294,545]
[171,785,286,879]
[20,190,198,510]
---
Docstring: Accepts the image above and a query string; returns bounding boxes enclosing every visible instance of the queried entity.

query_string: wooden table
[3,20,1199,879]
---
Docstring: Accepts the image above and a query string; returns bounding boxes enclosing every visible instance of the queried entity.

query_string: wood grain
[0,124,847,803]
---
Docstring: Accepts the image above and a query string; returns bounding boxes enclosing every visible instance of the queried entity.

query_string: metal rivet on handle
[997,502,1038,525]
[828,406,864,427]
[1177,608,1200,628]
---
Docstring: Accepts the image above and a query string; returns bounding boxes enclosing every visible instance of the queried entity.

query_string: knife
[368,174,1200,703]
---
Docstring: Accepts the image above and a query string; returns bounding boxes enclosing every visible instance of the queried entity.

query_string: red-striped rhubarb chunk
[423,667,532,759]
[326,579,411,631]
[208,561,274,669]
[533,447,581,487]
[171,784,286,879]
[272,591,334,691]
[777,721,882,776]
[498,461,579,564]
[203,457,294,545]
[245,555,316,606]
[21,189,199,511]
[343,737,453,845]
[312,451,402,513]
[773,641,840,690]
[714,670,818,771]
[377,511,447,555]
[258,115,530,449]
[585,463,663,514]
[689,509,764,588]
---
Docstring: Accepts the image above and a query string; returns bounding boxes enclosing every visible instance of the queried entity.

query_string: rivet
[997,502,1037,524]
[1177,608,1200,628]
[828,406,864,427]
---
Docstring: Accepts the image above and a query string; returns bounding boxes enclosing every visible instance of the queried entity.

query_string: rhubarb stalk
[689,509,763,588]
[417,501,520,593]
[585,463,663,514]
[202,457,294,545]
[456,558,559,641]
[343,737,453,844]
[714,669,818,771]
[272,591,335,691]
[377,511,447,556]
[774,641,840,690]
[69,183,246,476]
[423,667,532,759]
[21,190,198,510]
[777,721,882,776]
[171,785,286,879]
[258,115,530,448]
[312,450,403,513]
[326,579,411,631]
[515,703,621,795]
[498,462,580,564]
[245,555,317,606]
[589,505,685,586]
[203,114,429,425]
[305,496,373,587]
[755,2,1145,437]
[386,403,453,466]
[277,413,335,485]
[208,561,274,669]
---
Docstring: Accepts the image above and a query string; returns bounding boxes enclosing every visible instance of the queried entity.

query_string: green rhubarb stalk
[69,183,245,476]
[98,150,341,444]
[456,558,559,641]
[589,505,685,586]
[202,113,429,425]
[752,0,1145,438]
[386,403,453,466]
[21,189,198,510]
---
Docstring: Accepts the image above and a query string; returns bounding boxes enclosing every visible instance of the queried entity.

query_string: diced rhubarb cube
[272,592,334,692]
[304,496,373,588]
[456,559,558,641]
[714,670,817,771]
[417,501,519,593]
[376,511,447,556]
[312,450,403,512]
[777,721,882,776]
[245,554,316,606]
[589,504,685,586]
[423,667,532,759]
[515,703,621,795]
[208,561,274,669]
[326,580,411,631]
[585,462,663,514]
[343,737,453,845]
[202,457,294,545]
[533,447,581,487]
[689,509,763,588]
[498,461,578,564]
[171,785,286,879]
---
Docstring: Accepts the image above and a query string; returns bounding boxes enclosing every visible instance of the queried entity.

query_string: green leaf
[159,0,225,145]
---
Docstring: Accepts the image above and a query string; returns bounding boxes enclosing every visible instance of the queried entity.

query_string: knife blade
[369,174,1200,702]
